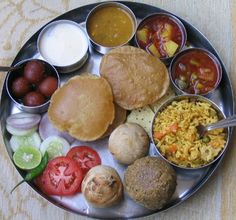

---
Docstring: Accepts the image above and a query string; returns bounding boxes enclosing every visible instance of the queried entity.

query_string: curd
[39,21,88,66]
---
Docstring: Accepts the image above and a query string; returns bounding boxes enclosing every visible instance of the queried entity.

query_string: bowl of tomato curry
[169,48,222,95]
[135,12,187,64]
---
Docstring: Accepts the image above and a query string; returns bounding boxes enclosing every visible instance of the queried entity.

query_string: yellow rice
[153,99,226,168]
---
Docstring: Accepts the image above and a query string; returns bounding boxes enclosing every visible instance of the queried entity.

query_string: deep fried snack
[100,46,169,110]
[48,74,115,141]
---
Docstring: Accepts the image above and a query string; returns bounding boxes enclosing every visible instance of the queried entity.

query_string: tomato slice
[36,156,83,196]
[66,146,101,175]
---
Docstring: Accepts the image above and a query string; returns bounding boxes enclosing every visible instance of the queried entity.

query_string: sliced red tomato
[66,146,101,175]
[36,156,83,196]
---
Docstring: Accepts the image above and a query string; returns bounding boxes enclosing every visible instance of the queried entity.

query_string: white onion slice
[39,113,75,143]
[6,124,37,136]
[7,113,41,130]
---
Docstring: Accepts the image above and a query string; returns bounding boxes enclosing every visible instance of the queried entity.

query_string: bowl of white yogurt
[37,20,89,73]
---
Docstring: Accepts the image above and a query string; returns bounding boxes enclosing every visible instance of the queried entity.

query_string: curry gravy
[87,6,134,47]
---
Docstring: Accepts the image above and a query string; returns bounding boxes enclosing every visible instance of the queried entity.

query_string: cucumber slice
[10,132,41,152]
[13,146,42,170]
[6,124,37,136]
[40,136,70,160]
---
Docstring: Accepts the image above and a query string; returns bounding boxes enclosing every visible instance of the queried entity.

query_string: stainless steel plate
[0,2,234,219]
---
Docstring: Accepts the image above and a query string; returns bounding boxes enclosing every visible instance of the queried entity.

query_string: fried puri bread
[48,74,115,141]
[100,46,170,110]
[102,104,127,138]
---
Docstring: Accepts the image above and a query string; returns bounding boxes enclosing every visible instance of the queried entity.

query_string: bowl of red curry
[169,48,222,95]
[135,12,187,64]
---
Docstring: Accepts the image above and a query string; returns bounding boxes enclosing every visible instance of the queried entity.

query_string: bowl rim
[134,12,187,62]
[37,19,89,68]
[169,47,223,96]
[85,1,137,50]
[151,94,230,170]
[5,58,60,110]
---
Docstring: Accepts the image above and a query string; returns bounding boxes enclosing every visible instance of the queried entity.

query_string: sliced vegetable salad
[7,112,101,196]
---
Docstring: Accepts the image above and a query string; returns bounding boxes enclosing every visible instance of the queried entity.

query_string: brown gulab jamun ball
[24,60,45,84]
[38,76,58,97]
[11,77,30,98]
[23,91,45,106]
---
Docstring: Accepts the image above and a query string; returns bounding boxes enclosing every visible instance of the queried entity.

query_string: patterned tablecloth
[0,1,236,220]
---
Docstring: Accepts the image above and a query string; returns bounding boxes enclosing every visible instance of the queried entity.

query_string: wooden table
[0,1,235,219]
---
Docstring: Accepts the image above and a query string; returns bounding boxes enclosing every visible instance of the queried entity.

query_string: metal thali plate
[0,1,234,219]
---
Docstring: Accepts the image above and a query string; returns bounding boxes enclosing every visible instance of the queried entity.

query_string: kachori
[82,165,123,208]
[48,74,115,141]
[100,46,169,110]
[124,156,176,210]
[108,123,149,165]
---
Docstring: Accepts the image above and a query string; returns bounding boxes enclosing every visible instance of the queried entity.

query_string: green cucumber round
[10,132,41,152]
[40,136,70,160]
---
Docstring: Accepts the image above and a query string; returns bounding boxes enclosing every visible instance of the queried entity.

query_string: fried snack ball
[82,165,123,208]
[108,123,149,165]
[124,156,177,210]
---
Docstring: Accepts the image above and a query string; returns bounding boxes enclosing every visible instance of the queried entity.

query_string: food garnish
[66,146,101,175]
[39,136,70,160]
[13,146,42,170]
[10,132,41,152]
[36,156,83,196]
[11,151,49,193]
[39,113,75,143]
[6,112,41,130]
[6,124,37,136]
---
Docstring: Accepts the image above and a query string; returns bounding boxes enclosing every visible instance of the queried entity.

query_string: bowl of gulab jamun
[6,59,60,113]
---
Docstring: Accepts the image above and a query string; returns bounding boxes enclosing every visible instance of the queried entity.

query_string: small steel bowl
[85,2,137,54]
[151,94,229,169]
[6,58,60,114]
[135,12,187,65]
[37,20,89,73]
[169,48,222,96]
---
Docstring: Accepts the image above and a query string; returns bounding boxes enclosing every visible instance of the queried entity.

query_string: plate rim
[0,1,235,219]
